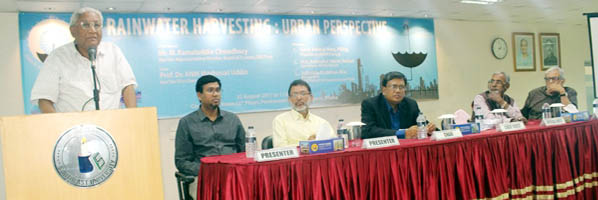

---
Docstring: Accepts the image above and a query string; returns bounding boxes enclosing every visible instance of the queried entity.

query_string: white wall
[424,19,590,125]
[0,13,23,116]
[0,12,592,200]
[0,12,21,200]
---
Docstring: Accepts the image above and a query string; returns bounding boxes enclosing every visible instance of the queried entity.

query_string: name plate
[255,147,299,162]
[299,138,345,155]
[362,136,400,149]
[497,121,526,132]
[541,117,566,126]
[562,111,590,123]
[431,129,463,141]
[450,123,480,135]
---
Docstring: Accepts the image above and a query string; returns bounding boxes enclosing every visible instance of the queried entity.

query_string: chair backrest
[261,135,273,150]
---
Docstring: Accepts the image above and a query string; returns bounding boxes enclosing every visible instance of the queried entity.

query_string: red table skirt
[198,120,598,199]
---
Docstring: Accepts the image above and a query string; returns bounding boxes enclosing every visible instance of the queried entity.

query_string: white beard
[293,105,308,112]
[292,101,310,113]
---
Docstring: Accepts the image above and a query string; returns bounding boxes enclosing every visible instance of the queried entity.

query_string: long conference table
[198,120,598,199]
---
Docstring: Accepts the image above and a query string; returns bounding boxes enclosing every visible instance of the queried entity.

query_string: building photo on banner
[1,1,598,199]
[19,12,439,118]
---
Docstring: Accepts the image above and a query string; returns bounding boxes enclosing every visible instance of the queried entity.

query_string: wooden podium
[0,107,164,199]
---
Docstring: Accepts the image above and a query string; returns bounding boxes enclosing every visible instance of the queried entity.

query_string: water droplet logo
[27,19,73,63]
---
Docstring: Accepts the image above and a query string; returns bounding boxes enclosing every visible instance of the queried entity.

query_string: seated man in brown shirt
[521,67,577,120]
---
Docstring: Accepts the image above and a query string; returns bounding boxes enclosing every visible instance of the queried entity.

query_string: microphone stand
[91,61,100,110]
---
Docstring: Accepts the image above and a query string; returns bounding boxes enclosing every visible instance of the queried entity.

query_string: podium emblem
[53,124,118,187]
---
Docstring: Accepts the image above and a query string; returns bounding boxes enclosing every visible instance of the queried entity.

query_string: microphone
[87,46,100,110]
[87,47,97,62]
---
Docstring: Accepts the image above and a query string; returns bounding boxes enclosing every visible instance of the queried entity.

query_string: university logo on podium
[53,124,118,187]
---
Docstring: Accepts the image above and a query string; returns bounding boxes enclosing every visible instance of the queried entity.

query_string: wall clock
[491,37,508,59]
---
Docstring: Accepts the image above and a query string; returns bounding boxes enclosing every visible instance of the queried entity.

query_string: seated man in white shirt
[30,7,137,113]
[273,80,335,148]
[472,72,525,122]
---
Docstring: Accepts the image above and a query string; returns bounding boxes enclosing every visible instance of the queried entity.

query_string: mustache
[293,105,307,112]
[292,101,311,111]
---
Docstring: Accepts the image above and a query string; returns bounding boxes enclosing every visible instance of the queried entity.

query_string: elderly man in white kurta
[31,7,137,113]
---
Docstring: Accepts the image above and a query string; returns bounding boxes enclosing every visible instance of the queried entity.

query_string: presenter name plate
[431,129,463,141]
[498,121,526,132]
[255,147,299,162]
[541,117,566,127]
[362,136,400,149]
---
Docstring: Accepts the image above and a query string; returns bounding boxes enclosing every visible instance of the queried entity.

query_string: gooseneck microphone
[88,47,97,62]
[88,47,100,110]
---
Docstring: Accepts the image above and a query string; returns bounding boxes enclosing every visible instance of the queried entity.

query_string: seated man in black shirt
[174,75,246,199]
[361,71,436,139]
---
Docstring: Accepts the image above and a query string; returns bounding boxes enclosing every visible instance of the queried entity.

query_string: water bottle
[337,119,348,148]
[542,103,551,119]
[474,106,484,123]
[245,126,257,158]
[416,112,427,139]
[593,99,598,116]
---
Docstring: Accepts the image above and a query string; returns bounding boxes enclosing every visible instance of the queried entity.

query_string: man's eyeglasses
[386,84,406,91]
[544,77,560,82]
[80,22,102,31]
[205,87,222,94]
[290,92,310,98]
[488,79,505,85]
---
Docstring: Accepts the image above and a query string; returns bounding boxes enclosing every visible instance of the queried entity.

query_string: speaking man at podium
[361,71,436,139]
[30,7,137,113]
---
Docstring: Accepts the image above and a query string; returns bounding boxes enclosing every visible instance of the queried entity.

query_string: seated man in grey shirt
[174,75,246,199]
[521,67,578,120]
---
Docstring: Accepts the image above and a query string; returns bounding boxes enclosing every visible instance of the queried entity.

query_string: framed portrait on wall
[512,32,536,71]
[539,33,561,70]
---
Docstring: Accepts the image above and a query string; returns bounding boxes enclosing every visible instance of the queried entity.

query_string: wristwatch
[560,92,568,97]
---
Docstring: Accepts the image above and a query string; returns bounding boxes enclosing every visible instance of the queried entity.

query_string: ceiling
[0,0,596,25]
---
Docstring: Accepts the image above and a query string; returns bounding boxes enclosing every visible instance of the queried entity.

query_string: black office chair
[262,135,273,149]
[175,171,196,200]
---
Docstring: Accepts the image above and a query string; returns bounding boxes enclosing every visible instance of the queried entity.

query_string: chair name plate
[431,129,463,141]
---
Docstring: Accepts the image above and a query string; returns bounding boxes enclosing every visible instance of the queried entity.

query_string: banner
[20,12,438,118]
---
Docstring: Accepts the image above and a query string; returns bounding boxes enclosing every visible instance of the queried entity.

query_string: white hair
[545,66,565,80]
[492,71,510,85]
[69,7,103,26]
